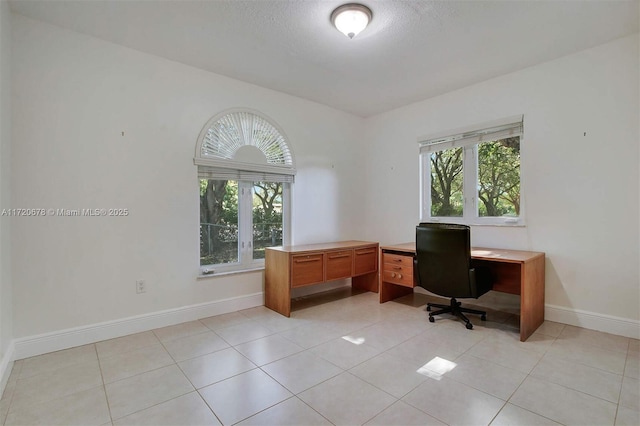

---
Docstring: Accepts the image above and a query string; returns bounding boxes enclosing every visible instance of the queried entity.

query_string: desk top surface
[267,240,378,254]
[381,242,544,263]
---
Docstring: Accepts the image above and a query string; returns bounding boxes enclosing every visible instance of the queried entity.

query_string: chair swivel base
[427,298,487,330]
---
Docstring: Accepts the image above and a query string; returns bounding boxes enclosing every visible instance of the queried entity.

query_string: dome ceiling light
[330,3,372,39]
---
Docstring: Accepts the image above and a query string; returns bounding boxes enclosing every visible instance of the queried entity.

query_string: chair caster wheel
[428,316,435,323]
[481,315,487,321]
[426,305,432,312]
[466,322,473,330]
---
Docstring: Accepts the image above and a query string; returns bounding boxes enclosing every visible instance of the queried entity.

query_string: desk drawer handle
[393,258,404,262]
[356,250,376,255]
[393,266,402,270]
[295,258,321,263]
[328,254,351,259]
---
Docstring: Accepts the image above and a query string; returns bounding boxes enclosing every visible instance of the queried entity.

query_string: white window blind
[419,115,523,154]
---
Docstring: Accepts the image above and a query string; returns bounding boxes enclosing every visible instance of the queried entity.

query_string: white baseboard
[12,292,264,360]
[545,304,640,339]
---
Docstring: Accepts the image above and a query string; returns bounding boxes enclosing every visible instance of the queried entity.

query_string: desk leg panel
[353,272,379,293]
[265,251,292,317]
[520,256,545,341]
[380,281,413,303]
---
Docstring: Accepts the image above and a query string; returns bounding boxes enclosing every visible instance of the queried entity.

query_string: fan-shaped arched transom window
[195,109,294,275]
[195,109,295,175]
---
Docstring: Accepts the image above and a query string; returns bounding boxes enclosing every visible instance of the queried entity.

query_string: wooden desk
[380,242,545,341]
[265,241,379,317]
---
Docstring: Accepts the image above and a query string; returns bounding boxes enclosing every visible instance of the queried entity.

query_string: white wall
[11,15,365,338]
[0,1,14,365]
[363,34,640,325]
[9,13,639,343]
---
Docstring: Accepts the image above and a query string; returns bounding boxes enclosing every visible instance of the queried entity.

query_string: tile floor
[0,288,638,425]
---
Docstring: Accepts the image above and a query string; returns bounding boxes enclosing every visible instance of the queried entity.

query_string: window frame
[419,116,524,227]
[198,179,291,274]
[195,109,295,275]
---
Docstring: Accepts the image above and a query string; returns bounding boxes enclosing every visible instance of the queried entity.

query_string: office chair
[415,223,493,330]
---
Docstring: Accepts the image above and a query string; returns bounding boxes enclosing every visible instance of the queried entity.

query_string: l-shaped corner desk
[379,242,545,341]
[264,240,545,342]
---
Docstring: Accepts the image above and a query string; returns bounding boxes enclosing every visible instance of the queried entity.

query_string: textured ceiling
[9,0,640,117]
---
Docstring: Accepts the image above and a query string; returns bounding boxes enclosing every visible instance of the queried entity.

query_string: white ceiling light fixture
[330,3,372,39]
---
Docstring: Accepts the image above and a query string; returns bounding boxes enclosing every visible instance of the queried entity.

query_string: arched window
[195,109,295,274]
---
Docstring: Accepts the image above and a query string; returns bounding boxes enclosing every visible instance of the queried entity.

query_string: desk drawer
[382,265,413,287]
[383,253,413,268]
[354,246,377,275]
[291,253,324,287]
[326,250,353,281]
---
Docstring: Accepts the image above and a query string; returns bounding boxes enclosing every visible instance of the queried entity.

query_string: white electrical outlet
[136,279,146,294]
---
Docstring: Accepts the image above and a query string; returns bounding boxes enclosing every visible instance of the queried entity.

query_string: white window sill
[197,267,265,280]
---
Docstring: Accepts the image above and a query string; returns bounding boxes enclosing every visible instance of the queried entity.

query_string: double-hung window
[419,116,523,226]
[195,110,295,274]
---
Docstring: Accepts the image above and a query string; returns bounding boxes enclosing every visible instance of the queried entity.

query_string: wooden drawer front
[326,250,353,281]
[383,264,413,287]
[383,253,413,268]
[354,246,377,275]
[291,253,325,287]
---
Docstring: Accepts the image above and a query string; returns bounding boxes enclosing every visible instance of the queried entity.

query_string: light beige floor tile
[365,400,445,425]
[490,403,561,426]
[2,378,15,401]
[162,331,229,362]
[152,320,210,343]
[99,343,174,383]
[402,376,504,426]
[105,364,194,420]
[200,311,251,330]
[421,322,490,355]
[624,350,639,379]
[298,372,396,426]
[7,360,23,383]
[261,351,343,394]
[545,338,627,374]
[214,321,275,346]
[239,306,280,320]
[178,347,256,389]
[467,338,544,374]
[530,354,623,402]
[96,331,160,359]
[113,391,220,426]
[488,328,556,354]
[619,376,639,411]
[384,333,464,366]
[277,323,343,349]
[5,386,110,426]
[532,320,565,338]
[234,334,304,366]
[259,314,303,333]
[198,368,292,425]
[20,344,97,379]
[310,336,382,370]
[444,354,527,400]
[348,318,429,351]
[559,325,630,353]
[629,339,640,353]
[350,353,428,398]
[0,397,10,425]
[616,405,640,426]
[240,306,303,332]
[510,376,617,425]
[322,316,376,336]
[237,396,331,426]
[10,359,103,411]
